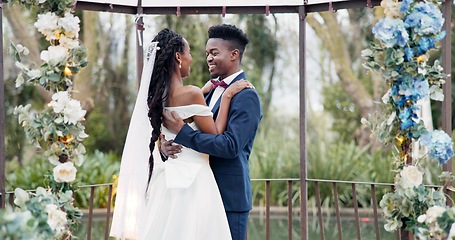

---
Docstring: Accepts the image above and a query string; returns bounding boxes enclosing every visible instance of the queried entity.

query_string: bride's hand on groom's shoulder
[223,79,254,99]
[201,80,214,95]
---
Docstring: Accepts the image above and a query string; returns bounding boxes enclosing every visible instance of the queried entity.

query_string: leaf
[48,73,60,83]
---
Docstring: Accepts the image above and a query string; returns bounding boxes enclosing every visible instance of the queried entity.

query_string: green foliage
[73,150,120,209]
[250,116,300,206]
[6,155,53,191]
[4,81,43,162]
[250,111,395,209]
[83,106,121,154]
[322,81,360,142]
[6,151,120,209]
[157,15,216,87]
[8,0,75,16]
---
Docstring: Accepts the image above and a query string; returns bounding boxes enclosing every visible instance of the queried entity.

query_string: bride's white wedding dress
[138,104,232,240]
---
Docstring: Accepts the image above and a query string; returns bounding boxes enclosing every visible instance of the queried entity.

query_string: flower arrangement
[361,0,455,238]
[2,0,88,238]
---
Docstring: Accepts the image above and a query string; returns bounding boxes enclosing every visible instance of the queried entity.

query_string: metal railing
[6,178,437,240]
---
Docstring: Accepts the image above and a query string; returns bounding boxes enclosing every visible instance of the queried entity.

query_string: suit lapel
[205,88,215,105]
[211,72,246,118]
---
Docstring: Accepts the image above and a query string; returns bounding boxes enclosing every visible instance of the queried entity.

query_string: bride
[109,29,253,240]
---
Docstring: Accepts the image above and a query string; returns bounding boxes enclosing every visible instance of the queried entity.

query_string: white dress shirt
[208,70,244,110]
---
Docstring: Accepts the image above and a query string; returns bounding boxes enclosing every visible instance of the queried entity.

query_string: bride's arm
[213,80,252,132]
[192,80,253,134]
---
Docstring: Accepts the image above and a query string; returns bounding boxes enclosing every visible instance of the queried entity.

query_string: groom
[162,24,262,240]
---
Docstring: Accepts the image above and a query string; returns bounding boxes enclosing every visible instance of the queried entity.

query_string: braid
[146,29,184,182]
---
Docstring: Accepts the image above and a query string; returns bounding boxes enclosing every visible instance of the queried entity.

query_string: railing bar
[77,183,117,188]
[287,180,293,240]
[266,180,271,240]
[371,184,381,240]
[104,185,113,240]
[315,181,325,240]
[351,183,361,240]
[8,193,14,206]
[333,182,342,240]
[308,178,395,186]
[87,186,95,240]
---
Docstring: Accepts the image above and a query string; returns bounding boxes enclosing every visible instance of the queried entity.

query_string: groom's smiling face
[206,38,237,80]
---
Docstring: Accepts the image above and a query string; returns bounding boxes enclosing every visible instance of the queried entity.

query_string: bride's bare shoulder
[171,85,205,106]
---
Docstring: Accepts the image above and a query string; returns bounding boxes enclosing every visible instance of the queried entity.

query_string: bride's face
[179,38,193,78]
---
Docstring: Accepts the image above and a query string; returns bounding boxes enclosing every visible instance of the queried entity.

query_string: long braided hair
[147,29,184,182]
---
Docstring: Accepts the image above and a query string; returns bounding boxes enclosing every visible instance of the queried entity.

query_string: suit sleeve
[174,89,262,158]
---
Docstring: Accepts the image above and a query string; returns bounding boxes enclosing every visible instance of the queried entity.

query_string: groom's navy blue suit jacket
[174,72,262,212]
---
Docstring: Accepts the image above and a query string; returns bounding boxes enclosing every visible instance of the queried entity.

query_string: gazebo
[0,0,452,239]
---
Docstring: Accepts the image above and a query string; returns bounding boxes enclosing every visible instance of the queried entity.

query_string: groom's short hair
[208,24,249,60]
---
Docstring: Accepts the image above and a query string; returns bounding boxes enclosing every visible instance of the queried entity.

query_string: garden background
[3,2,455,238]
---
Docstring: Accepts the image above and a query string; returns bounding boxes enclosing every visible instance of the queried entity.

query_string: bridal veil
[110,42,161,239]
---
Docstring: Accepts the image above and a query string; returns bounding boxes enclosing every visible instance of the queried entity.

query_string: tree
[306,9,385,148]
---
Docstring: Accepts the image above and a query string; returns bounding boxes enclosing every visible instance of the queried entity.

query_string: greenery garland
[1,0,88,238]
[362,0,455,238]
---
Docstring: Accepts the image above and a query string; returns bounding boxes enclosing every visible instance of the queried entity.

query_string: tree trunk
[306,12,383,149]
[73,11,98,113]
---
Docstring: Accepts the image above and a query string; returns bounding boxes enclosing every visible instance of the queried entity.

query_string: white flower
[381,0,402,19]
[384,218,401,231]
[53,162,77,183]
[50,91,71,114]
[63,99,86,124]
[48,155,60,166]
[425,206,446,224]
[399,165,423,189]
[417,214,426,223]
[34,12,60,41]
[13,188,30,208]
[448,223,455,239]
[45,204,67,233]
[40,46,68,66]
[59,35,80,49]
[58,13,80,39]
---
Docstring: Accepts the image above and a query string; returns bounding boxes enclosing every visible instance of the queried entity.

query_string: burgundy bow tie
[210,79,228,89]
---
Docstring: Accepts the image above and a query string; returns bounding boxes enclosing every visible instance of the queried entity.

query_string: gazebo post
[441,0,452,206]
[136,0,144,88]
[0,2,5,208]
[298,5,308,240]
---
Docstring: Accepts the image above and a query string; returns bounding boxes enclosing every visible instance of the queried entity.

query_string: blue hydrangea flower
[373,17,409,48]
[405,3,444,36]
[420,130,455,164]
[399,107,415,131]
[416,37,435,55]
[400,0,413,13]
[404,47,414,61]
[392,74,429,107]
[398,105,420,133]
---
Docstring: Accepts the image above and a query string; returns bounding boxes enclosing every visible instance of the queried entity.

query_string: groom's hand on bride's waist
[163,110,185,134]
[159,134,182,160]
